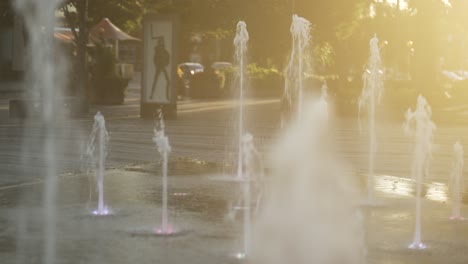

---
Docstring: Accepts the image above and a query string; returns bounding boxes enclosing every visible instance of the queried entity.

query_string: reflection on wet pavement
[376,175,414,197]
[375,174,451,202]
[0,162,467,263]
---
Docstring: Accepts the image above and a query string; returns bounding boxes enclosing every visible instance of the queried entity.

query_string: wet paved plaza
[0,161,467,263]
[1,96,468,263]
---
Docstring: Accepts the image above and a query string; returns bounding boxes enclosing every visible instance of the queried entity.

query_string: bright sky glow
[376,0,408,10]
[442,0,452,7]
[376,0,451,9]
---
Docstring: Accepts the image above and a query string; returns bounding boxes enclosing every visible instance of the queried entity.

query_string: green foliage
[61,0,143,33]
[90,43,116,78]
[247,63,281,80]
[62,0,468,98]
[314,42,335,71]
[89,43,128,104]
[87,0,143,32]
[245,63,283,95]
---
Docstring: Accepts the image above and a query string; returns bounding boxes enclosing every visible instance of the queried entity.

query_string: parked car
[190,63,225,99]
[211,61,232,71]
[178,62,204,76]
[177,62,204,98]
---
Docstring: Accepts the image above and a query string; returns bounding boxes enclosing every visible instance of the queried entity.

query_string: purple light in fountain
[92,207,112,216]
[84,112,111,216]
[155,226,174,235]
[409,242,427,250]
[173,192,187,196]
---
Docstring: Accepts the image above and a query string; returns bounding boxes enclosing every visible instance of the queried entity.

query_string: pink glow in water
[92,207,112,216]
[172,192,190,197]
[154,226,174,235]
[409,242,427,250]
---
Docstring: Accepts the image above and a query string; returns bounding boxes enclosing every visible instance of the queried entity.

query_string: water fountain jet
[359,35,384,203]
[283,14,311,124]
[84,112,111,216]
[251,100,364,264]
[152,110,174,235]
[234,21,249,181]
[14,0,68,262]
[240,133,254,258]
[316,82,329,120]
[449,141,464,221]
[404,95,436,250]
[227,132,264,259]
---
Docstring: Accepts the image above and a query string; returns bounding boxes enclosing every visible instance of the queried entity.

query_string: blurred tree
[59,0,468,100]
[293,0,372,89]
[406,0,448,95]
[60,0,143,109]
[444,0,468,70]
[87,0,143,32]
[171,0,290,66]
[60,0,90,111]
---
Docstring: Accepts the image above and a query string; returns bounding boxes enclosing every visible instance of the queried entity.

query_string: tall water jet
[14,0,68,263]
[152,110,173,235]
[239,133,254,258]
[321,81,328,100]
[358,35,384,203]
[84,112,111,216]
[251,100,364,264]
[404,95,436,249]
[450,141,464,220]
[234,21,249,181]
[316,82,329,120]
[227,133,264,259]
[283,14,311,123]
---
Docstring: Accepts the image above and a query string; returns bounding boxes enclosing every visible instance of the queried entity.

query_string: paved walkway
[1,77,468,189]
[2,79,468,264]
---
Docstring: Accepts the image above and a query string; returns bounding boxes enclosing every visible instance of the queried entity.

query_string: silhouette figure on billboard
[150,37,170,101]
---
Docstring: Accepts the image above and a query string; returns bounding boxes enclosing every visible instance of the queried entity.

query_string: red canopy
[90,18,140,42]
[54,29,74,44]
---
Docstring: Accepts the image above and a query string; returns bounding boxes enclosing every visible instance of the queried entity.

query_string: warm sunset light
[1,0,468,263]
[376,0,451,9]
